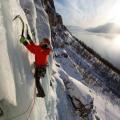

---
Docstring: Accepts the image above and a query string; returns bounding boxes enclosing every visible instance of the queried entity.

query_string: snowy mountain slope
[52,25,120,120]
[53,58,120,120]
[54,49,82,81]
[52,63,79,120]
[66,27,120,97]
[52,61,93,120]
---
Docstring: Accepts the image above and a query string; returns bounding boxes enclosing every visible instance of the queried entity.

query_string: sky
[54,0,120,28]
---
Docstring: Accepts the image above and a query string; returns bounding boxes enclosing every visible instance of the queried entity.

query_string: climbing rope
[7,82,36,120]
[26,83,36,120]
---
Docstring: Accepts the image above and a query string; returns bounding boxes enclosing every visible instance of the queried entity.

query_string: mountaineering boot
[36,85,45,98]
[35,77,45,97]
[34,66,46,97]
[36,91,45,97]
[0,107,3,116]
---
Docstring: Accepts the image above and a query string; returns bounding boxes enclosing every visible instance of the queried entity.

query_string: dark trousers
[34,65,46,97]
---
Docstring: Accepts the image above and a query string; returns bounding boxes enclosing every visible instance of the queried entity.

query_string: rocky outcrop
[56,13,63,25]
[42,0,63,26]
[69,96,93,119]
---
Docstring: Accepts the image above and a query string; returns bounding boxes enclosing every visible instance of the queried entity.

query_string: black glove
[26,24,32,42]
[27,33,32,41]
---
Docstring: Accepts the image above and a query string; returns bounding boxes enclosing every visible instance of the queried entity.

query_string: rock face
[56,13,63,25]
[42,0,63,26]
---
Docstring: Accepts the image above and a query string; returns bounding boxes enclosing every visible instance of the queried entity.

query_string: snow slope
[53,46,120,120]
[0,0,16,105]
[0,0,57,120]
[52,26,120,120]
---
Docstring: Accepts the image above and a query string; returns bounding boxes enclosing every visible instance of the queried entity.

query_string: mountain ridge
[86,22,120,33]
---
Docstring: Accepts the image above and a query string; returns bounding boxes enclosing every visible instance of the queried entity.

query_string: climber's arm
[26,32,33,43]
[26,25,36,46]
[20,36,36,54]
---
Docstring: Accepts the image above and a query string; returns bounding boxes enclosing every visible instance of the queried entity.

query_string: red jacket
[25,42,51,66]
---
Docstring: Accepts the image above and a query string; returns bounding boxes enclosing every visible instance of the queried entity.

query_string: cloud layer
[54,0,120,28]
[68,26,120,69]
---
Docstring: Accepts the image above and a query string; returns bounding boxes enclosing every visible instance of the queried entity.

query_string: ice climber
[20,31,52,97]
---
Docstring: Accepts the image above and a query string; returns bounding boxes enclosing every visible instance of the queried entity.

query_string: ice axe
[13,15,25,36]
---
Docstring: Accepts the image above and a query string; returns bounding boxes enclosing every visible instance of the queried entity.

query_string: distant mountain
[87,23,120,33]
[67,26,85,32]
[67,25,90,34]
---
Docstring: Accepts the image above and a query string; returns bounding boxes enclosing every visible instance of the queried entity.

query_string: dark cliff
[42,0,63,26]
